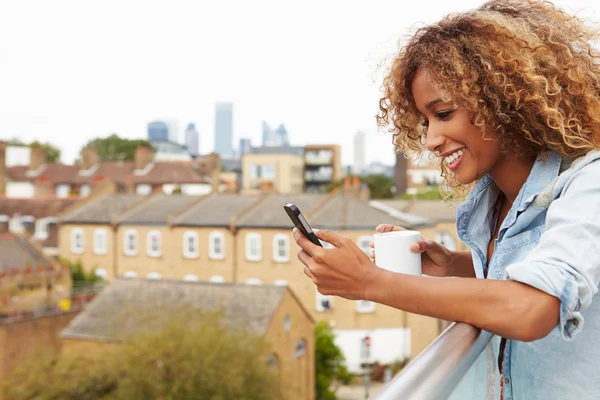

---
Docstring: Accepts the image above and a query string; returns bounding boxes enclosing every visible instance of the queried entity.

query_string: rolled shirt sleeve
[505,161,600,340]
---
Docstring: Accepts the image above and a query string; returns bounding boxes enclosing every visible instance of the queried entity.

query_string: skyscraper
[353,131,366,176]
[214,102,234,157]
[275,124,290,146]
[148,121,169,141]
[262,121,272,146]
[262,121,290,147]
[185,123,200,156]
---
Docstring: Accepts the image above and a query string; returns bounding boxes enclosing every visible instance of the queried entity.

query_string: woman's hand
[293,228,378,300]
[369,224,454,278]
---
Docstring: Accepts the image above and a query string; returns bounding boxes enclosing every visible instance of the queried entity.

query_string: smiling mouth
[445,148,465,170]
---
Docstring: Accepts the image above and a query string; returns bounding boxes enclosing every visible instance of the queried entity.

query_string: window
[272,234,290,263]
[209,231,225,260]
[209,275,225,283]
[183,274,199,282]
[35,218,50,240]
[436,231,457,251]
[294,340,307,358]
[411,173,424,184]
[356,300,376,313]
[9,217,23,233]
[94,268,107,280]
[316,290,333,312]
[245,278,262,286]
[245,233,262,261]
[357,236,372,255]
[183,231,199,259]
[93,229,108,255]
[147,272,162,280]
[56,184,70,198]
[80,184,91,197]
[71,228,84,254]
[123,230,138,256]
[136,184,152,195]
[123,271,138,279]
[267,354,280,370]
[147,230,162,257]
[274,280,288,287]
[284,313,291,332]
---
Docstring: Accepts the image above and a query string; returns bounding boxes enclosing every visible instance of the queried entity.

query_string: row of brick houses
[57,183,465,371]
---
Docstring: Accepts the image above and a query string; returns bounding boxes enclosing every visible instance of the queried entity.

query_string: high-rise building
[353,131,366,176]
[275,124,289,146]
[239,138,252,155]
[261,121,272,146]
[148,121,169,142]
[214,102,234,157]
[185,123,200,156]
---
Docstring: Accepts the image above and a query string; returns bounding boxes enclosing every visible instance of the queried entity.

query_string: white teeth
[445,149,464,165]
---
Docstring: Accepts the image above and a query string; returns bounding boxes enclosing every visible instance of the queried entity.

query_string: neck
[489,154,536,204]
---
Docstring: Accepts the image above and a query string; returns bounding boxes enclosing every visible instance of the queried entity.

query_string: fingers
[314,229,343,247]
[293,228,322,256]
[409,240,429,253]
[375,224,406,233]
[297,248,312,266]
[303,266,315,280]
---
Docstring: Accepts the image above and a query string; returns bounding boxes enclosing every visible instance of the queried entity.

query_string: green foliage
[363,174,393,199]
[315,321,348,400]
[399,186,445,200]
[5,138,61,162]
[4,311,282,400]
[171,186,183,195]
[60,258,103,283]
[83,134,154,162]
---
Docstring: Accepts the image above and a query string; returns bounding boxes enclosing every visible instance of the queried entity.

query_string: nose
[424,125,445,153]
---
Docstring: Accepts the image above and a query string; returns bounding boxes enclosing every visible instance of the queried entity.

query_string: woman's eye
[436,110,453,120]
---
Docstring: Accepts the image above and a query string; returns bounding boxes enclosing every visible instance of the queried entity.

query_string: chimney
[81,147,99,170]
[0,141,6,196]
[29,147,46,172]
[134,145,153,171]
[394,152,408,196]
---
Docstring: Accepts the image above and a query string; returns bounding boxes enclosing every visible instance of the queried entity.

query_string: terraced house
[57,186,464,371]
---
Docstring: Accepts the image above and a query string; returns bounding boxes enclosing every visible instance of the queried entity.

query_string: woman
[293,1,600,399]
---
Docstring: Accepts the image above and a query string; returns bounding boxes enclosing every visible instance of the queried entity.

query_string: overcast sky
[0,0,596,166]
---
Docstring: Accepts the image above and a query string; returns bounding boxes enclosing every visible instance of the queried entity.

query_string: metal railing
[375,323,493,400]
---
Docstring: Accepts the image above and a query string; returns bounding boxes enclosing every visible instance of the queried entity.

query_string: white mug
[373,230,422,275]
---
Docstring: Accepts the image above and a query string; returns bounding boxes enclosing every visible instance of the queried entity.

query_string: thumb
[315,229,342,247]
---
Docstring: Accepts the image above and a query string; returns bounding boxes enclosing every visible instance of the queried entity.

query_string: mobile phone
[283,203,322,247]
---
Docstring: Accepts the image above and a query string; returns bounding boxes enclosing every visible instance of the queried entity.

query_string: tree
[30,140,61,163]
[314,321,351,400]
[399,186,446,200]
[59,258,103,283]
[363,174,394,199]
[4,311,282,400]
[83,134,154,162]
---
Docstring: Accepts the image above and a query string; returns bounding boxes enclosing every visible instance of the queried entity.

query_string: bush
[315,321,350,400]
[4,311,282,400]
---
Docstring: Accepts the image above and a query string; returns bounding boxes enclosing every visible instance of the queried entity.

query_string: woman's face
[411,68,503,185]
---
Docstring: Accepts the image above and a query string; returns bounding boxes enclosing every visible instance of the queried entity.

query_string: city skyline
[0,0,594,167]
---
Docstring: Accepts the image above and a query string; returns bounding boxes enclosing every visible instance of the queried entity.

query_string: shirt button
[504,377,510,385]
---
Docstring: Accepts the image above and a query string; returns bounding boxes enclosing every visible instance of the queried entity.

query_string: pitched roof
[129,162,209,184]
[60,194,142,224]
[116,194,201,225]
[309,192,428,230]
[0,233,54,273]
[6,164,79,183]
[0,197,80,218]
[172,193,262,227]
[236,193,328,228]
[374,199,457,223]
[60,279,292,341]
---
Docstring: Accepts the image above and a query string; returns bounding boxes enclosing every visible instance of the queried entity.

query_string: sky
[0,0,597,167]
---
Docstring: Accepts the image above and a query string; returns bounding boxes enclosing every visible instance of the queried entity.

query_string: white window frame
[56,184,70,198]
[209,231,225,260]
[245,278,262,286]
[209,275,225,283]
[294,340,307,358]
[136,184,152,195]
[272,234,290,263]
[356,300,376,313]
[436,231,457,251]
[9,217,23,233]
[245,232,262,261]
[123,271,138,279]
[146,230,162,257]
[284,313,291,332]
[316,290,333,312]
[357,235,372,255]
[94,268,108,280]
[70,228,84,254]
[183,274,199,282]
[183,231,199,259]
[34,218,51,240]
[123,229,138,256]
[147,272,162,280]
[80,184,91,197]
[274,280,288,287]
[93,228,108,255]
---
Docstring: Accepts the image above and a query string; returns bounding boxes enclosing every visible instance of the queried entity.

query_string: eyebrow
[425,99,444,111]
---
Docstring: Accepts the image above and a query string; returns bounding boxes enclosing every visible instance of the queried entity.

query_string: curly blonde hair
[378,0,600,196]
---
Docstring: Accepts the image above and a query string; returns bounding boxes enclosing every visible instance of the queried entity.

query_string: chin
[454,172,477,186]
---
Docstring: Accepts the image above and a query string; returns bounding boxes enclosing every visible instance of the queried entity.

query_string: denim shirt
[448,150,600,400]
